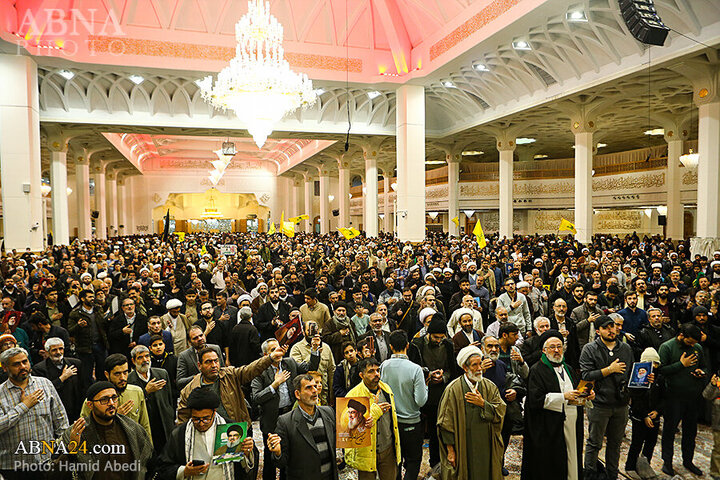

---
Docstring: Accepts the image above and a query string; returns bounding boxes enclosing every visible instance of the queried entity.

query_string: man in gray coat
[176,325,224,388]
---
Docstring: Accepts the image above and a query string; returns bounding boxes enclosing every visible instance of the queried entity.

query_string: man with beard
[572,290,604,349]
[290,320,336,405]
[267,374,339,480]
[447,295,484,335]
[448,277,473,314]
[108,296,148,358]
[412,316,455,468]
[497,278,532,338]
[128,345,174,452]
[451,309,483,356]
[300,288,332,332]
[177,325,225,389]
[0,347,69,479]
[215,424,245,455]
[522,331,592,480]
[549,298,581,370]
[161,298,191,354]
[520,316,551,367]
[79,353,152,442]
[25,312,71,364]
[67,289,108,389]
[579,316,634,480]
[195,300,230,362]
[636,307,675,357]
[378,277,402,307]
[690,305,720,373]
[251,337,320,480]
[389,288,420,338]
[437,345,506,480]
[148,334,179,399]
[255,284,291,341]
[322,302,357,363]
[31,337,83,421]
[618,291,648,340]
[59,381,153,480]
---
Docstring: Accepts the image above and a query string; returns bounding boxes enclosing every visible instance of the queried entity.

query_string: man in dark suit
[31,337,83,421]
[520,316,551,367]
[358,312,393,363]
[267,374,339,480]
[229,306,262,367]
[255,284,291,341]
[24,311,71,364]
[251,337,321,480]
[107,296,148,358]
[176,325,224,389]
[128,344,175,452]
[451,309,483,356]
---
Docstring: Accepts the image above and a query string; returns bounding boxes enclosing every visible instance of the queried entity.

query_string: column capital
[336,153,352,170]
[47,139,69,154]
[570,118,597,134]
[106,171,117,181]
[496,137,516,152]
[446,152,462,163]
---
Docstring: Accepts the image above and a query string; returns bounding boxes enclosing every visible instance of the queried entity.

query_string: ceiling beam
[373,0,412,74]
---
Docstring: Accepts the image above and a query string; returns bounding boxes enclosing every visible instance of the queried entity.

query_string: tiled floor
[252,419,714,479]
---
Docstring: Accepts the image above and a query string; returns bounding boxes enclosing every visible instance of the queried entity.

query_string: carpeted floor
[252,418,714,479]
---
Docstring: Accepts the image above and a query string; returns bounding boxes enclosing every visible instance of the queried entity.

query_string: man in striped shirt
[0,346,69,479]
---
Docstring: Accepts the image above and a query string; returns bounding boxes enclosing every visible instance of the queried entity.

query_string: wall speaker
[91,211,99,219]
[618,0,669,46]
[332,209,339,217]
[658,215,667,226]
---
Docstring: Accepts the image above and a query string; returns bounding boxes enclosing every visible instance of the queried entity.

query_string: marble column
[49,146,70,245]
[696,98,720,239]
[0,55,44,250]
[117,179,127,236]
[364,157,378,237]
[446,153,461,237]
[396,85,425,242]
[573,127,594,244]
[383,173,393,234]
[337,163,350,228]
[106,173,118,238]
[75,154,92,240]
[304,174,314,233]
[318,171,330,235]
[93,165,107,239]
[665,134,685,240]
[496,136,516,239]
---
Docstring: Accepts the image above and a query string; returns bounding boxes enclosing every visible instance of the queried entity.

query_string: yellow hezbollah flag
[472,220,487,249]
[268,222,276,235]
[451,216,459,227]
[200,245,207,255]
[559,218,577,235]
[338,227,361,240]
[174,232,185,242]
[280,212,295,238]
[289,214,309,224]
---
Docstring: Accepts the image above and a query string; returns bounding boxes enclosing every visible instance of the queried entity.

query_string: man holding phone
[658,323,707,476]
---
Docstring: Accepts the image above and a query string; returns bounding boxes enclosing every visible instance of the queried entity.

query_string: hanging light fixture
[463,210,475,218]
[428,212,440,219]
[680,92,699,168]
[198,0,317,148]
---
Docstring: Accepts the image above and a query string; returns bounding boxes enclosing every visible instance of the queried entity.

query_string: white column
[666,137,684,240]
[319,172,330,234]
[574,131,594,243]
[497,137,515,239]
[697,99,720,239]
[383,174,393,234]
[50,149,70,245]
[76,158,91,240]
[117,180,127,236]
[293,179,303,218]
[447,155,460,237]
[0,55,44,250]
[107,174,118,237]
[304,175,314,233]
[396,85,425,242]
[338,166,350,227]
[126,175,136,234]
[94,169,107,239]
[365,157,378,237]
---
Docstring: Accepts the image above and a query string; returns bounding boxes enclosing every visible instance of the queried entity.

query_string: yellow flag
[451,216,459,227]
[174,232,185,242]
[338,227,361,240]
[472,220,487,249]
[559,218,577,235]
[289,214,309,224]
[268,222,276,235]
[281,212,295,238]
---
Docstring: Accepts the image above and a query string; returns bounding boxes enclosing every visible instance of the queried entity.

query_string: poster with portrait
[569,380,594,406]
[213,422,248,464]
[628,362,653,389]
[275,316,302,346]
[336,397,371,448]
[2,310,22,334]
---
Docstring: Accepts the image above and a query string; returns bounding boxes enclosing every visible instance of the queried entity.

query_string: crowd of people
[0,229,719,480]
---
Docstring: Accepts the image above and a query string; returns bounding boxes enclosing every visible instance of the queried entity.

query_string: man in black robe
[522,330,594,480]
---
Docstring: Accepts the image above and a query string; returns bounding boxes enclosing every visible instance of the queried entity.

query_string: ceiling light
[657,205,668,216]
[534,154,549,159]
[314,88,326,95]
[128,74,145,85]
[597,143,607,148]
[197,0,317,149]
[516,138,536,145]
[58,70,74,80]
[680,149,699,168]
[644,128,665,136]
[368,91,381,99]
[512,40,531,51]
[328,195,335,202]
[211,160,229,173]
[592,169,596,176]
[390,182,397,191]
[462,150,484,156]
[473,64,489,72]
[379,213,385,220]
[349,193,353,199]
[67,187,73,195]
[566,11,587,22]
[442,81,456,88]
[425,160,445,165]
[428,212,440,219]
[463,210,475,219]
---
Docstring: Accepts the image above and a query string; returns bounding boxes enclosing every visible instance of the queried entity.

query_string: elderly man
[447,295,483,335]
[497,278,532,338]
[438,345,506,480]
[31,337,83,421]
[520,316,551,367]
[549,298,581,370]
[522,330,591,480]
[0,347,69,479]
[160,298,190,353]
[451,308,483,356]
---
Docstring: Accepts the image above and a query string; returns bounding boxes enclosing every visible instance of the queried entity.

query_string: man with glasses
[79,353,152,442]
[177,325,225,389]
[59,380,153,479]
[128,344,174,451]
[158,387,255,479]
[108,296,148,358]
[497,278,532,339]
[0,347,68,479]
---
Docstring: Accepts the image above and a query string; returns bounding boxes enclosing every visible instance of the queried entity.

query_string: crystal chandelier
[198,0,317,148]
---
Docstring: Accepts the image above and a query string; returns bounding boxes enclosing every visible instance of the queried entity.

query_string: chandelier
[679,149,699,168]
[208,143,235,186]
[198,0,317,148]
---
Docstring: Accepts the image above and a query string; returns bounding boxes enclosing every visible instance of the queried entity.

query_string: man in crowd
[437,345,506,480]
[108,295,148,358]
[177,325,225,389]
[67,289,108,389]
[572,291,603,348]
[256,283,291,341]
[290,320,335,405]
[497,278,532,338]
[31,337,83,422]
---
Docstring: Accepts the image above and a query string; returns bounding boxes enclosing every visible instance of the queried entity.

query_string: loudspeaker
[91,211,99,219]
[332,209,339,217]
[658,215,667,226]
[618,0,669,46]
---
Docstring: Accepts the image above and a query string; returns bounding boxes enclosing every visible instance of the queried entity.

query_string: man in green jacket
[658,323,706,476]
